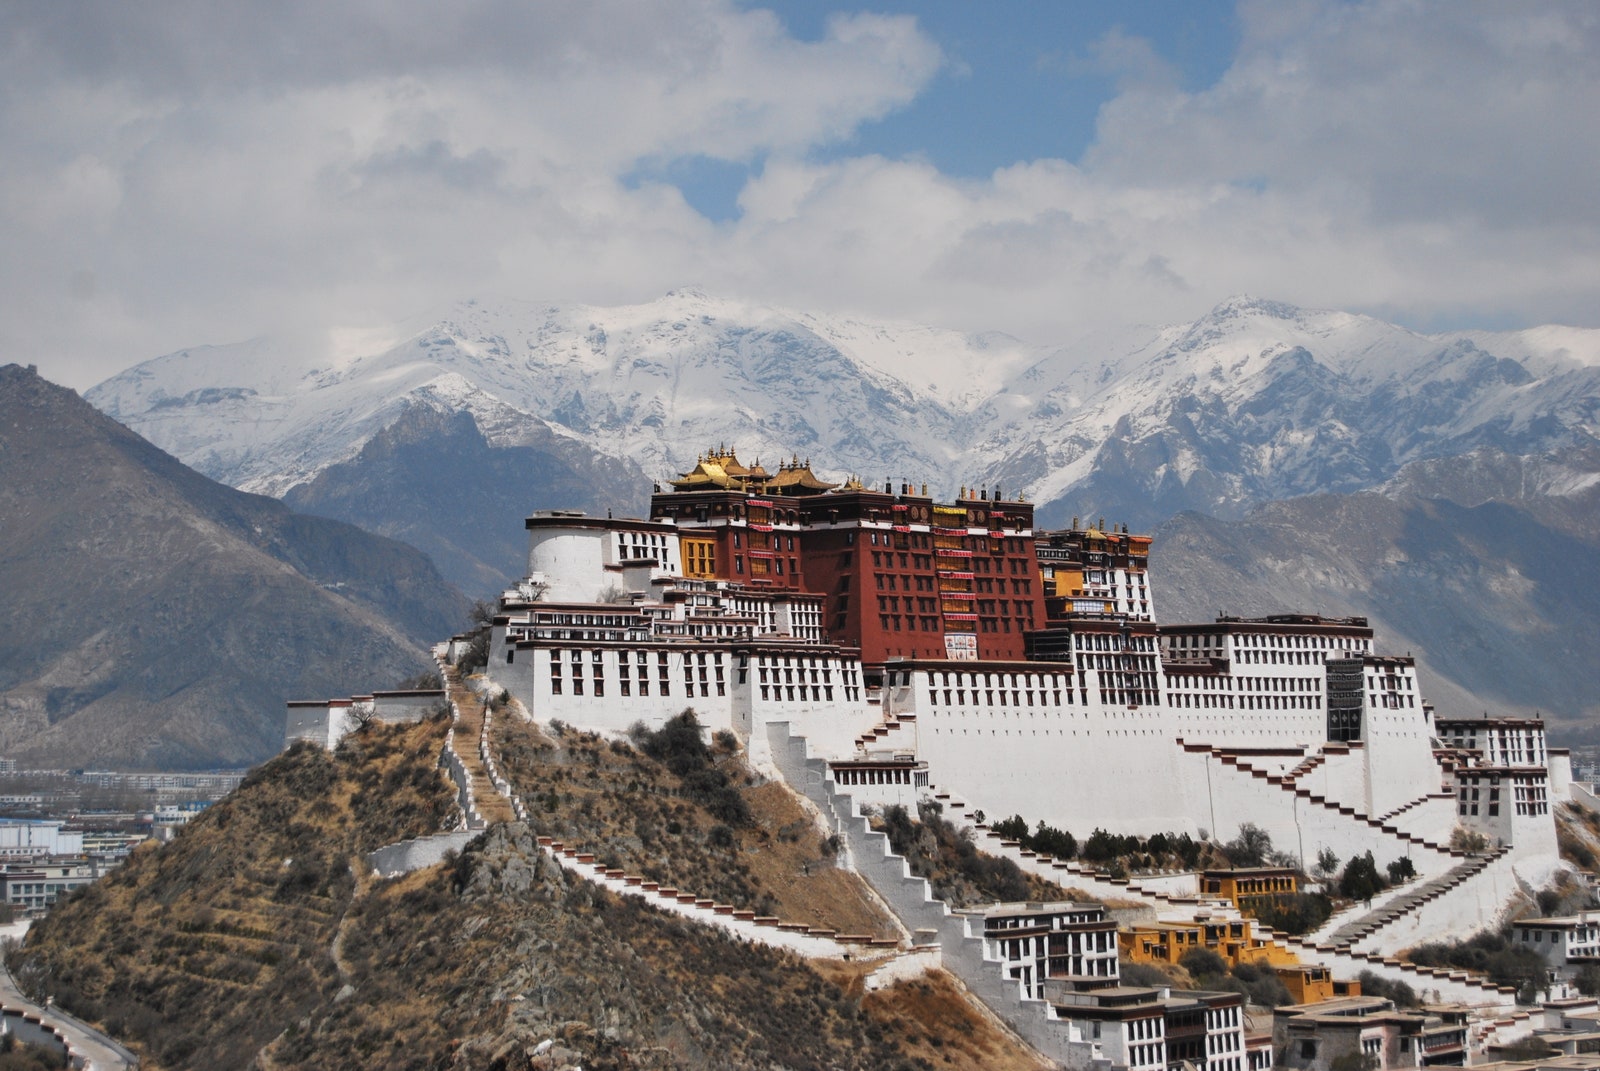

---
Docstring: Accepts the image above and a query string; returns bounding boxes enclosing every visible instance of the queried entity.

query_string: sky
[3,0,1598,389]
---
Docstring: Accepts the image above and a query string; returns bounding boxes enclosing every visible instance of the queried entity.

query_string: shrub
[1179,948,1228,981]
[633,711,751,825]
[1248,892,1333,935]
[1387,856,1416,883]
[1229,960,1292,1007]
[1339,852,1387,901]
[1357,970,1419,1007]
[1121,962,1178,987]
[880,803,1033,905]
[1408,930,1548,1002]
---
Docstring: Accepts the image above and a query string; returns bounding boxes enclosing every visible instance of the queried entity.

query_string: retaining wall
[0,1008,77,1067]
[368,830,479,877]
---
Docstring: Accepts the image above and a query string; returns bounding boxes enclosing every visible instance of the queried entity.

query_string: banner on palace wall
[945,634,977,660]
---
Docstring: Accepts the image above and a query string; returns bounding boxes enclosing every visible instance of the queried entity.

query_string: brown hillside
[11,712,1044,1070]
[489,709,898,938]
[9,717,458,1069]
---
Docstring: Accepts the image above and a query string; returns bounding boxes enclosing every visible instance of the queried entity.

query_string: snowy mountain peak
[87,293,1600,527]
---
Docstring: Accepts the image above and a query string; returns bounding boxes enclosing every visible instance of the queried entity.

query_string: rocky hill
[10,715,1044,1071]
[0,364,469,768]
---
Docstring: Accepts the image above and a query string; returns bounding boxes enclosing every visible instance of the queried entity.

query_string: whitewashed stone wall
[368,830,479,877]
[1347,850,1526,956]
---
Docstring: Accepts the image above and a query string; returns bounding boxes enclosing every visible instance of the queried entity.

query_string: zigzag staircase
[889,763,1523,1014]
[976,822,1521,1010]
[1183,742,1462,860]
[854,709,917,751]
[1313,848,1513,951]
[767,721,1080,1065]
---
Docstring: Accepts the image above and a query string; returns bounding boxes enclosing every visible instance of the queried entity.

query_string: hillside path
[0,958,139,1069]
[443,669,516,824]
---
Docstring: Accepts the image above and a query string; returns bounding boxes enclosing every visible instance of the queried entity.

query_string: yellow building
[1276,964,1361,1005]
[1119,914,1301,971]
[1200,867,1300,910]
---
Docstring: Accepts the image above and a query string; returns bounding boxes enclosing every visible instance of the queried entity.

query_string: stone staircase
[1375,791,1458,825]
[767,720,1081,1066]
[1182,741,1460,860]
[854,710,917,751]
[1281,750,1329,785]
[442,669,516,824]
[1314,848,1514,951]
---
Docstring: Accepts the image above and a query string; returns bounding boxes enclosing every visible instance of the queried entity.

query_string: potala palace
[447,449,1564,883]
[278,447,1600,1069]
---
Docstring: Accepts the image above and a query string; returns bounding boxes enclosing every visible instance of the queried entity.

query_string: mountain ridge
[87,292,1600,526]
[77,294,1600,721]
[0,364,470,768]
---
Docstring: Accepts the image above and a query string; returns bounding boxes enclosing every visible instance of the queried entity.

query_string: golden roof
[766,455,837,494]
[668,447,835,495]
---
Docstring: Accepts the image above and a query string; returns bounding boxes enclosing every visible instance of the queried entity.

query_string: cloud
[1,0,1596,390]
[0,1,943,384]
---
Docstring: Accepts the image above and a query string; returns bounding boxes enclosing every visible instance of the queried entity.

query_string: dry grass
[8,718,457,1071]
[860,969,1052,1071]
[491,713,900,938]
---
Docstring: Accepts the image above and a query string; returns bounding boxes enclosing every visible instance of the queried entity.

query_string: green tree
[1339,852,1387,901]
[1225,823,1273,867]
[1387,856,1416,884]
[1315,847,1340,879]
[1031,821,1077,860]
[991,815,1030,841]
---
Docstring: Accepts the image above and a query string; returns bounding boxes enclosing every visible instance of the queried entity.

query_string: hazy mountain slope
[283,405,649,596]
[0,364,469,768]
[1151,485,1600,723]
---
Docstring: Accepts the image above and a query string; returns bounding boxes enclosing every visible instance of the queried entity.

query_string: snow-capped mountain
[87,290,1042,500]
[88,292,1600,526]
[88,290,1600,550]
[979,297,1600,527]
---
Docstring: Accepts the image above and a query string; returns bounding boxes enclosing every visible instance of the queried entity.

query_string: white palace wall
[1362,703,1441,818]
[490,629,881,767]
[914,705,1191,837]
[1297,748,1373,812]
[1172,746,1457,876]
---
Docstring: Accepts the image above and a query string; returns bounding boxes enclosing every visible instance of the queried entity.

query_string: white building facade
[455,510,1562,871]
